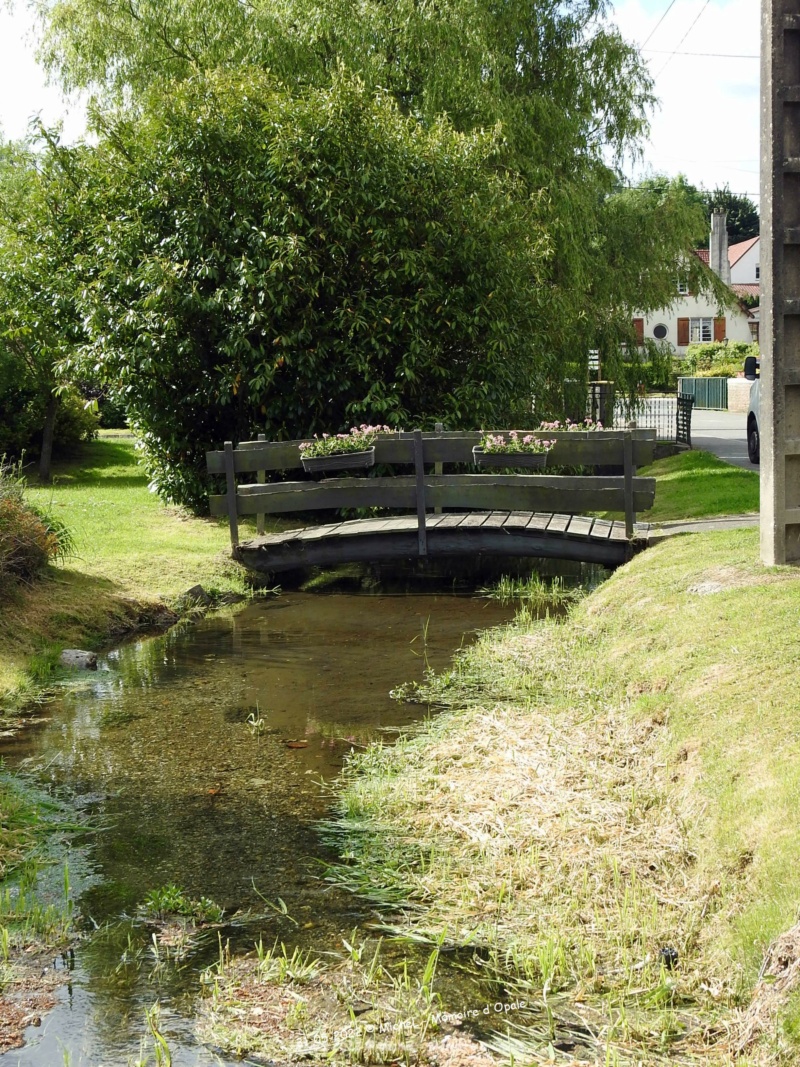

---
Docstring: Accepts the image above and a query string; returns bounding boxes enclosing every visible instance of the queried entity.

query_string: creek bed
[0,592,516,1066]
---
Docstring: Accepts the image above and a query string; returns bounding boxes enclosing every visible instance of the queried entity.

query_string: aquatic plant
[140,884,224,924]
[482,574,585,610]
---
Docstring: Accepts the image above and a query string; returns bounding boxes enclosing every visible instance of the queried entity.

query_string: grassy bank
[638,450,760,522]
[325,528,800,1064]
[0,434,266,711]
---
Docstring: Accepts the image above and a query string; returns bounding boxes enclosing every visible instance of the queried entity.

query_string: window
[689,317,713,342]
[677,278,689,295]
[653,323,668,340]
[756,264,761,279]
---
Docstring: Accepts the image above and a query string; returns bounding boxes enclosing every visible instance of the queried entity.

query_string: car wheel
[748,417,760,465]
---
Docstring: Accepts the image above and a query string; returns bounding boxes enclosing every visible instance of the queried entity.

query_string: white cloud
[610,0,759,198]
[0,5,86,143]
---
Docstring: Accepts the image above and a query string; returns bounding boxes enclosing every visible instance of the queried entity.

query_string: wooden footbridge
[206,429,656,573]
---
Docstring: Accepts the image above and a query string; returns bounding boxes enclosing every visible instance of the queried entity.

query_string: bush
[0,374,98,462]
[50,388,100,451]
[683,341,758,379]
[0,460,74,593]
[76,71,552,509]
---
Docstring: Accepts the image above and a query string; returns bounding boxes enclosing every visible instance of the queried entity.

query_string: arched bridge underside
[235,512,652,574]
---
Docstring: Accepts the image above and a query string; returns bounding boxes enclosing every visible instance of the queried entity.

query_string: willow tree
[29,0,709,502]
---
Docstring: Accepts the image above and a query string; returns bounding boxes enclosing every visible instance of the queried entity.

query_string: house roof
[728,236,759,266]
[695,249,709,264]
[731,283,760,298]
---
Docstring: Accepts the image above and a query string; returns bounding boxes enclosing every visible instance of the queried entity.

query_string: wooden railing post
[623,430,635,539]
[224,441,239,549]
[256,433,266,536]
[413,429,428,556]
[434,422,443,515]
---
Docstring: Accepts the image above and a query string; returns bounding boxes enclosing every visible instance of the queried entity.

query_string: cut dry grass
[331,528,800,1064]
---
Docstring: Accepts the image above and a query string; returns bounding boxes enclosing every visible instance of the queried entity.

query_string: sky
[0,0,760,200]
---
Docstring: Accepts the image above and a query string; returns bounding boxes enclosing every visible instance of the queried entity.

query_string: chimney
[709,211,731,285]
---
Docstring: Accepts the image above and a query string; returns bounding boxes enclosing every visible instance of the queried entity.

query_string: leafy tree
[30,0,712,506]
[0,137,92,477]
[68,72,554,506]
[702,185,759,243]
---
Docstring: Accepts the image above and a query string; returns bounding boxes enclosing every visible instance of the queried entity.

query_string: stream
[0,591,516,1066]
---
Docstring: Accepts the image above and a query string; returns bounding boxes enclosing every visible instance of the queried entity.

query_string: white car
[745,357,760,464]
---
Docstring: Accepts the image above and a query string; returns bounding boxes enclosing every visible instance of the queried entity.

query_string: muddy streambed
[0,592,517,1066]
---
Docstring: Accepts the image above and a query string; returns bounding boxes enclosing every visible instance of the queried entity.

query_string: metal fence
[677,376,728,410]
[611,394,694,445]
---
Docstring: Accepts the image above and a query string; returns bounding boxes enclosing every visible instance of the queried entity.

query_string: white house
[729,236,760,285]
[634,212,756,356]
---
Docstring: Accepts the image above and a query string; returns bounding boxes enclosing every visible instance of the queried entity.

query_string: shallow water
[0,592,515,1066]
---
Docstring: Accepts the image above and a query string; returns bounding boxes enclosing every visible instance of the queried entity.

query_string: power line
[643,48,758,58]
[640,0,680,48]
[655,0,713,77]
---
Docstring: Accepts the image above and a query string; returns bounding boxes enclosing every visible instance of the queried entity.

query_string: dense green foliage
[0,138,94,472]
[703,185,759,243]
[17,0,714,507]
[70,73,556,506]
[684,340,758,379]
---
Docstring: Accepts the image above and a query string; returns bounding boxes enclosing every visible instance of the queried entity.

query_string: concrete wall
[727,377,755,412]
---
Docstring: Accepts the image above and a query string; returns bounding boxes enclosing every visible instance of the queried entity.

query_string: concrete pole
[761,0,800,563]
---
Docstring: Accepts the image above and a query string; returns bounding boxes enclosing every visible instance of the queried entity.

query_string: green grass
[638,449,760,522]
[0,434,289,710]
[25,435,246,599]
[332,527,800,1063]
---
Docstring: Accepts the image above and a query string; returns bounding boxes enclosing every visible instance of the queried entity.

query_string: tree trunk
[39,394,59,482]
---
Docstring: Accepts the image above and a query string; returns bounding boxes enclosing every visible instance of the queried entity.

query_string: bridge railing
[206,429,656,553]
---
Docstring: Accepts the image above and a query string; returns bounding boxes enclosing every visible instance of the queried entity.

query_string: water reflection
[0,593,514,1066]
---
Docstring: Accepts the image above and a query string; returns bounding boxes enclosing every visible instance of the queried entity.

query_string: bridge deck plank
[526,513,552,531]
[566,515,593,538]
[589,518,613,541]
[505,511,536,529]
[459,512,491,528]
[436,513,468,529]
[483,511,510,528]
[546,514,571,533]
[609,522,628,542]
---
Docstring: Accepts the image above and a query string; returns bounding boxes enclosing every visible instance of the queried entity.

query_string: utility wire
[643,48,758,58]
[640,0,680,48]
[654,0,713,77]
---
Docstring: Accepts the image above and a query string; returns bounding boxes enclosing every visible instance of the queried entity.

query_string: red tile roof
[728,236,759,266]
[694,249,709,263]
[731,283,760,298]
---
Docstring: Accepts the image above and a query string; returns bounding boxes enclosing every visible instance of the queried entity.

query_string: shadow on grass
[27,439,147,490]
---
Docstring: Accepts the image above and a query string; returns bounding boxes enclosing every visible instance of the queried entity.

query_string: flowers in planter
[299,424,393,459]
[536,417,604,432]
[478,430,556,454]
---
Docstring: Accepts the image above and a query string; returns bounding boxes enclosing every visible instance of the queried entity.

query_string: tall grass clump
[0,457,74,594]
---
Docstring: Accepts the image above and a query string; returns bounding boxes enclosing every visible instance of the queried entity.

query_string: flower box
[300,447,376,473]
[472,446,548,469]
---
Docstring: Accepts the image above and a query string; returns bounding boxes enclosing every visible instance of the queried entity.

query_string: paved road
[625,398,754,469]
[689,407,753,470]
